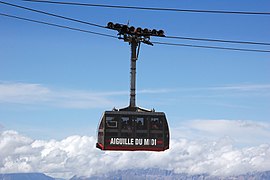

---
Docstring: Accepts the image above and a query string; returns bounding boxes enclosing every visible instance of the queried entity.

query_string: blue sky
[1,1,270,178]
[1,0,270,142]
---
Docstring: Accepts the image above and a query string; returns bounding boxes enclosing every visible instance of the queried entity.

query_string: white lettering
[135,138,143,145]
[109,138,134,145]
[109,138,157,146]
[110,138,115,145]
[144,139,149,145]
[151,139,157,146]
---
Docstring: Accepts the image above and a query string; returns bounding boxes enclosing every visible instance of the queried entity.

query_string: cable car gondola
[96,107,169,151]
[96,22,170,151]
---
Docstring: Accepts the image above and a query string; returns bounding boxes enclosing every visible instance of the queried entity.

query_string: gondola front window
[135,117,147,130]
[121,117,132,130]
[150,117,163,130]
[106,116,117,128]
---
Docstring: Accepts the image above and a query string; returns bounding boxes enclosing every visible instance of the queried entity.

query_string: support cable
[164,36,270,46]
[0,12,117,39]
[23,0,270,16]
[152,41,270,53]
[0,1,105,29]
[1,12,269,53]
[1,1,269,46]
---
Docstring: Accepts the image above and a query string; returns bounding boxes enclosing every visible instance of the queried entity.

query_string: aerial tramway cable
[23,0,270,16]
[0,1,105,29]
[1,1,270,48]
[0,13,117,39]
[1,12,269,53]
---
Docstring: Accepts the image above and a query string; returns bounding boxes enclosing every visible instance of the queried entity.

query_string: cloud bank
[1,128,270,179]
[174,119,270,147]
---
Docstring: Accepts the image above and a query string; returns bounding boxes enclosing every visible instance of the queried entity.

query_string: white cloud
[173,119,270,147]
[210,84,270,91]
[0,82,116,109]
[173,83,270,99]
[0,83,50,104]
[1,82,269,109]
[0,82,176,109]
[164,83,270,93]
[0,127,270,179]
[137,88,177,94]
[0,124,4,131]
